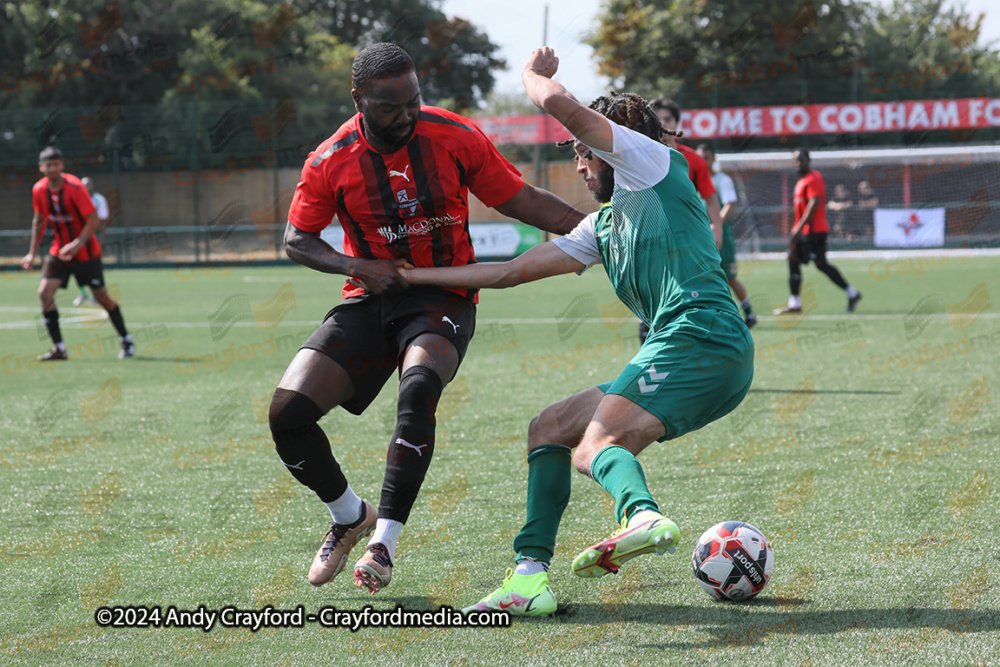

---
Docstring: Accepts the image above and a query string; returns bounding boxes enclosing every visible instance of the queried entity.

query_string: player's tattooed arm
[283,223,408,294]
[522,47,613,153]
[494,184,585,236]
[401,241,583,289]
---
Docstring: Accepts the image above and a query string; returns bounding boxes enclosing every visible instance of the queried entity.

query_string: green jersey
[554,122,738,332]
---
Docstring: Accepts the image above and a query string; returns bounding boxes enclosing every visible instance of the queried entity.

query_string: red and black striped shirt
[32,173,99,262]
[287,106,525,300]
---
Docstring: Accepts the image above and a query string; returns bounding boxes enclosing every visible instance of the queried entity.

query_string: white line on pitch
[1,313,997,330]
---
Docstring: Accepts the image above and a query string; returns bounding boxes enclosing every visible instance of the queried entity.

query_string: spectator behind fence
[828,183,854,242]
[857,180,879,240]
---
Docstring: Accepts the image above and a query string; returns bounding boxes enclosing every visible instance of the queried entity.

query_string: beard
[592,163,615,203]
[362,114,417,153]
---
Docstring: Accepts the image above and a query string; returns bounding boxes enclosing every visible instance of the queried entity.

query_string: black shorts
[790,232,828,265]
[302,287,477,415]
[42,256,106,290]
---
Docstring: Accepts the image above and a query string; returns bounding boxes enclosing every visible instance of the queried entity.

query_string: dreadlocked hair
[556,91,683,147]
[352,42,415,92]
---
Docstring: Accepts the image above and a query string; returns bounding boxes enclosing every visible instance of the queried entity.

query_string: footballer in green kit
[395,47,755,616]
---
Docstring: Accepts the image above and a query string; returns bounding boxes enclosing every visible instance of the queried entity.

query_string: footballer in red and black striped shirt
[288,104,524,301]
[22,146,133,361]
[269,43,585,594]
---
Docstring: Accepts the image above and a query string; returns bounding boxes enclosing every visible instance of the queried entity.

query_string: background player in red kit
[21,146,134,361]
[774,149,862,315]
[268,43,585,594]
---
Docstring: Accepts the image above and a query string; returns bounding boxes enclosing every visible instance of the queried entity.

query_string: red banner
[471,98,1000,144]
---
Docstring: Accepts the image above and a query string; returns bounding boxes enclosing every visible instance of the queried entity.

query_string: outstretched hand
[523,47,559,80]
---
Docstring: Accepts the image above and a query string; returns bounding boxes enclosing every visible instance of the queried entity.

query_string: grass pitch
[1,256,997,666]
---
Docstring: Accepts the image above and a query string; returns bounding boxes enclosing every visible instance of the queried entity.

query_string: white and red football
[692,521,774,601]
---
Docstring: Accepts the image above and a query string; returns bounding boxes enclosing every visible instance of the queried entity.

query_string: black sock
[107,306,128,338]
[268,388,348,502]
[379,366,443,523]
[42,309,62,345]
[789,262,802,297]
[817,262,849,290]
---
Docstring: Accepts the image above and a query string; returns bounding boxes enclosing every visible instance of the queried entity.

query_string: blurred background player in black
[21,147,134,360]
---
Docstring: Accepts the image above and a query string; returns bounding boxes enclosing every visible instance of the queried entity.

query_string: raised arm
[402,241,584,290]
[522,47,613,153]
[493,183,585,236]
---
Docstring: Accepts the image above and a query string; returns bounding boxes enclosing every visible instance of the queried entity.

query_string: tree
[585,0,1000,111]
[311,2,506,111]
[0,0,507,168]
[852,0,999,104]
[0,0,504,112]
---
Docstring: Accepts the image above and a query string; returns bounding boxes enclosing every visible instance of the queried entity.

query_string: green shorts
[720,222,737,279]
[597,309,753,442]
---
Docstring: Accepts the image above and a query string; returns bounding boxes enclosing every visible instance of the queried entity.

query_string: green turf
[1,257,997,666]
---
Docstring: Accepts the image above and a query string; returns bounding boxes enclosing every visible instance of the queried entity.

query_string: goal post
[715,145,1000,252]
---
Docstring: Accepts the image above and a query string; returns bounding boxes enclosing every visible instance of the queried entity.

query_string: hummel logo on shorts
[395,438,427,456]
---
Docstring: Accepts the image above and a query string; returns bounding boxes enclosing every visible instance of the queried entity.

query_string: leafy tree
[852,0,999,103]
[0,0,504,112]
[586,0,999,110]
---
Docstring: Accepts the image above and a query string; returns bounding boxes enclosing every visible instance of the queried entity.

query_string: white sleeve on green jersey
[551,211,600,273]
[584,121,672,192]
[713,172,738,205]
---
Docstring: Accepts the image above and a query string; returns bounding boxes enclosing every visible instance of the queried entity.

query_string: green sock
[514,445,571,563]
[589,445,659,525]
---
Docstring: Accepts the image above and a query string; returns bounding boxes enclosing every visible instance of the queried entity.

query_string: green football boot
[462,568,557,617]
[572,510,679,578]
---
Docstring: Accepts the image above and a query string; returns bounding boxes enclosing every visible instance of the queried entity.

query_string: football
[692,521,774,601]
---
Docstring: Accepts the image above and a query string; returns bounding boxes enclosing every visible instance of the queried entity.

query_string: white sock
[846,285,859,298]
[788,295,801,309]
[121,334,133,343]
[369,519,404,560]
[324,486,363,525]
[514,559,549,576]
[55,342,66,352]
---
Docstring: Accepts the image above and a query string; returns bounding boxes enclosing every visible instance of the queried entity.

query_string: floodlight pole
[533,5,550,236]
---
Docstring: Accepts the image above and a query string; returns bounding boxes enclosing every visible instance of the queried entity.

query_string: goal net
[715,145,1000,252]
